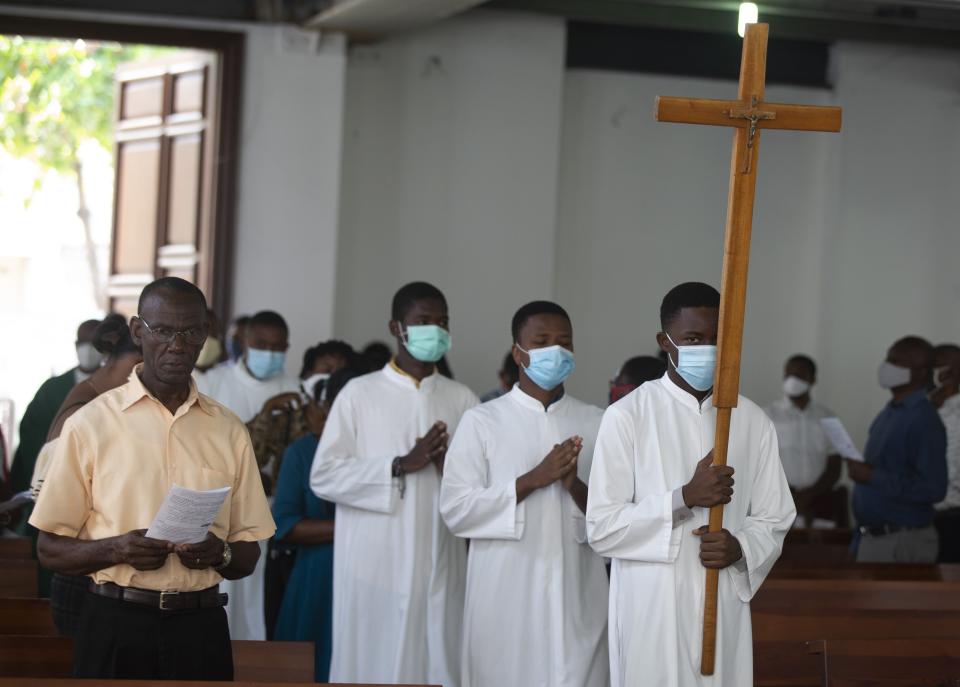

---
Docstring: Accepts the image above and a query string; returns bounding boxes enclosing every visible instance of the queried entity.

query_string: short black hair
[320,366,365,406]
[138,277,207,315]
[93,314,140,357]
[362,341,393,370]
[391,282,447,322]
[787,354,817,378]
[300,340,358,378]
[619,356,667,385]
[248,310,288,334]
[660,282,720,329]
[511,301,571,343]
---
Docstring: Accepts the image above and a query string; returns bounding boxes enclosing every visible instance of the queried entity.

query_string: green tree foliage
[0,34,173,174]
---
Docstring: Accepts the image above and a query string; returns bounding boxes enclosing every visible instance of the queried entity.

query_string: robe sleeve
[726,416,796,602]
[310,386,396,513]
[439,411,524,540]
[586,405,683,562]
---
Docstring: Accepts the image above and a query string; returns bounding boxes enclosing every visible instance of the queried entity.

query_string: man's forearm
[219,540,261,580]
[37,531,118,576]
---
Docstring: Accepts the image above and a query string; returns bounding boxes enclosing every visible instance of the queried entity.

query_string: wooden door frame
[0,13,243,319]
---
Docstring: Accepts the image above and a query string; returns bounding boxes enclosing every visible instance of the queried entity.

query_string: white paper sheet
[146,484,230,544]
[819,417,864,462]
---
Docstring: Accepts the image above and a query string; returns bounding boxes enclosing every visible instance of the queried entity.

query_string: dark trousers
[73,591,233,681]
[50,573,89,636]
[936,508,960,563]
[263,539,297,640]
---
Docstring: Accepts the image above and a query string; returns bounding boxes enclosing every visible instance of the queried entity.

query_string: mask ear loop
[663,332,681,371]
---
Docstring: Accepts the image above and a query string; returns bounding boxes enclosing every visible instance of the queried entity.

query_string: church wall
[334,10,567,392]
[231,25,348,377]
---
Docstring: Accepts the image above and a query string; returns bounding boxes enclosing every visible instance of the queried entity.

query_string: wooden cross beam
[654,23,841,676]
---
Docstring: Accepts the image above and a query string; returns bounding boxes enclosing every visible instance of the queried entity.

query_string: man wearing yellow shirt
[30,277,275,681]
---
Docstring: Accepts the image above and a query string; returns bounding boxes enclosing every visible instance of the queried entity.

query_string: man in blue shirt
[848,336,947,562]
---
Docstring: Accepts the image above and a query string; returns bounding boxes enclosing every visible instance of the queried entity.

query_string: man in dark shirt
[848,336,947,562]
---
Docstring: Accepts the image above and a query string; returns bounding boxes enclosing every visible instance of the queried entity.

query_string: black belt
[859,523,931,537]
[88,581,228,612]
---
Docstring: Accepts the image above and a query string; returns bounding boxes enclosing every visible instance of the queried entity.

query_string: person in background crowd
[479,352,520,403]
[29,278,273,681]
[263,340,359,639]
[311,281,478,686]
[361,341,392,372]
[31,314,143,636]
[608,355,667,405]
[195,309,227,373]
[764,354,842,527]
[10,319,102,506]
[227,315,251,363]
[850,336,947,563]
[931,343,960,562]
[273,365,364,681]
[196,310,298,642]
[9,318,101,594]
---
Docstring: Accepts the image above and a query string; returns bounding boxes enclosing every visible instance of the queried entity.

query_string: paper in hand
[146,484,230,544]
[819,417,864,462]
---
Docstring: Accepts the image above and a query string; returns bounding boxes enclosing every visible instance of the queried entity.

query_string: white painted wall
[337,15,960,448]
[556,43,960,446]
[555,70,834,411]
[334,10,566,392]
[231,25,347,376]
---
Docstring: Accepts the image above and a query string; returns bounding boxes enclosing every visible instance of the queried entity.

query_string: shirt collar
[891,389,929,409]
[121,363,215,416]
[661,371,713,412]
[508,383,567,413]
[385,358,438,391]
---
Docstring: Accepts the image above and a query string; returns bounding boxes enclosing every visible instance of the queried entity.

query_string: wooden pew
[770,562,960,581]
[0,537,32,559]
[0,635,315,683]
[808,638,960,686]
[776,528,853,567]
[754,579,960,612]
[753,609,960,687]
[0,598,56,635]
[0,558,38,597]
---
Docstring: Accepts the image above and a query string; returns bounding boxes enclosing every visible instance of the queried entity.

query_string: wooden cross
[654,23,841,676]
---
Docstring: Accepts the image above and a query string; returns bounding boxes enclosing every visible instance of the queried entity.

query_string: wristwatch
[214,540,232,572]
[391,456,405,478]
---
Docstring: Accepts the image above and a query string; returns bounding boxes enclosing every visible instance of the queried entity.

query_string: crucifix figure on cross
[655,22,842,676]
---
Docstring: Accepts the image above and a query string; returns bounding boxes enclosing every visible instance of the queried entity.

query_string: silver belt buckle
[159,590,180,611]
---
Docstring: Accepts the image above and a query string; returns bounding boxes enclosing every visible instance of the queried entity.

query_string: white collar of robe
[661,371,714,412]
[508,384,568,414]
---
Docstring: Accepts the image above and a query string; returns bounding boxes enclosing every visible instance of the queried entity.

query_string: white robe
[586,373,795,687]
[195,360,298,641]
[195,360,299,424]
[310,364,478,686]
[440,386,609,687]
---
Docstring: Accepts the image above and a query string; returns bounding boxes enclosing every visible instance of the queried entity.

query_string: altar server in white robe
[196,309,298,641]
[587,282,795,687]
[311,282,478,686]
[440,300,609,687]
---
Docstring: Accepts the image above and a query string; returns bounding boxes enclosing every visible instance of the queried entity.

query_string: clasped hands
[113,530,224,571]
[682,450,743,570]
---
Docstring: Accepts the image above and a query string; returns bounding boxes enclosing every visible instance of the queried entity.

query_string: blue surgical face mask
[246,348,286,380]
[665,332,716,392]
[401,324,451,363]
[517,344,575,391]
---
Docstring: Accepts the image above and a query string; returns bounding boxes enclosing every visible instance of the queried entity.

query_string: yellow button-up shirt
[30,365,276,591]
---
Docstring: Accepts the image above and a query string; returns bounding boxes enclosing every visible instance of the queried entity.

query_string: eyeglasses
[138,317,207,346]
